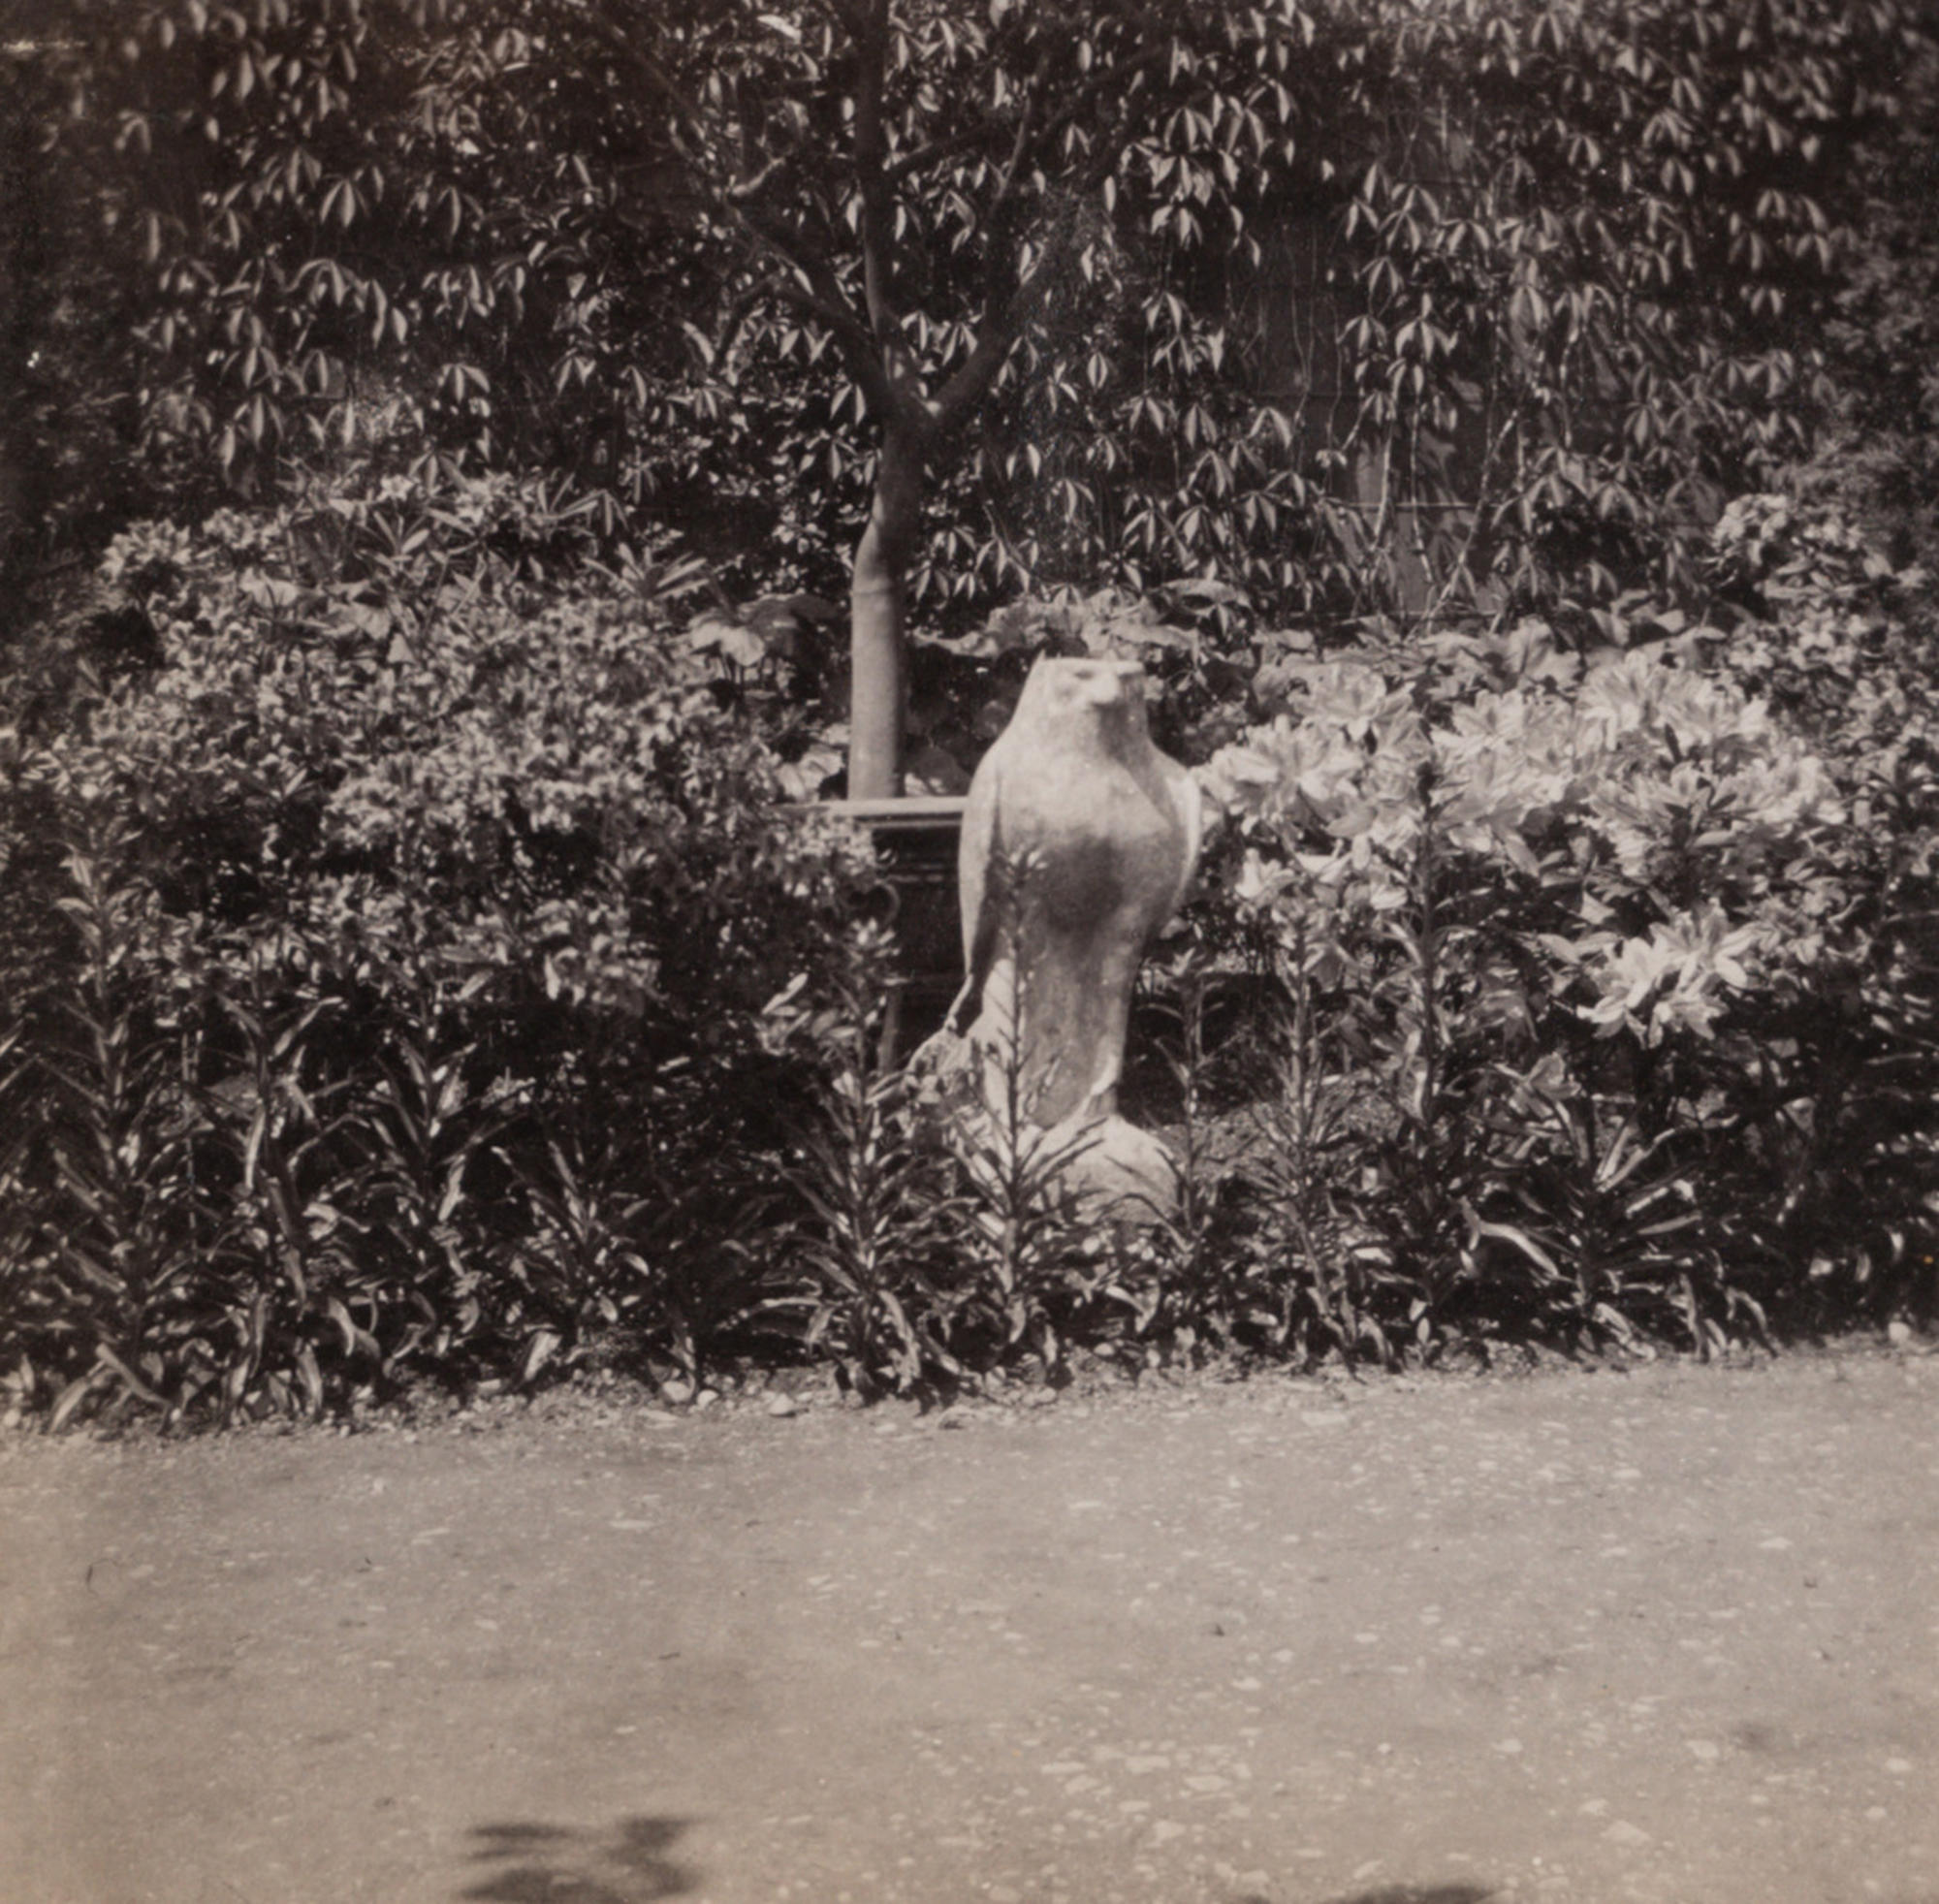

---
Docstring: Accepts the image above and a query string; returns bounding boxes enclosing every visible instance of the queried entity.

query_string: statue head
[1014,656,1151,742]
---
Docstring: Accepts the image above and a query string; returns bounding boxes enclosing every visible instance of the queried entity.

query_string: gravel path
[3,1347,1935,1904]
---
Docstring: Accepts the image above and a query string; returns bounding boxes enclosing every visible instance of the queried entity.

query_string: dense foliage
[4,474,1932,1423]
[2,3,1936,1424]
[6,0,1924,789]
[1194,577,1936,1358]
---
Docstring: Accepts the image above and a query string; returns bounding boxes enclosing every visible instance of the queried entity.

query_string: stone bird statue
[949,656,1201,1206]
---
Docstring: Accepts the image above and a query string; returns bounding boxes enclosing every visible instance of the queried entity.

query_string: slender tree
[541,0,1320,793]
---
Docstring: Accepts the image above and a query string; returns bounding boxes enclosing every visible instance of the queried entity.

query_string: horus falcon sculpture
[947,655,1202,1208]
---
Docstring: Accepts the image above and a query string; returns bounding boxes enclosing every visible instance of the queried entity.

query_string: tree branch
[1027,43,1171,167]
[929,248,1059,428]
[582,4,711,160]
[850,0,901,347]
[882,39,1166,191]
[582,1,808,206]
[736,218,904,422]
[583,2,906,423]
[988,49,1050,221]
[912,34,1173,430]
[805,0,869,33]
[925,47,1091,432]
[883,121,1004,187]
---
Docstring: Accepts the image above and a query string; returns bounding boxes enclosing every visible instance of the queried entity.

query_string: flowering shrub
[1698,493,1939,1326]
[1213,638,1841,1030]
[1196,594,1935,1356]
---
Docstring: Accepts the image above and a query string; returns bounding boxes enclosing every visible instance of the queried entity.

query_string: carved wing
[1165,766,1204,924]
[953,755,1002,1024]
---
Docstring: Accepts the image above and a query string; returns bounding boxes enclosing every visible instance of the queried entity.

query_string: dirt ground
[3,1345,1936,1904]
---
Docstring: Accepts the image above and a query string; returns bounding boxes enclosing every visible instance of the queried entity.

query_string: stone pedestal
[814,795,967,1060]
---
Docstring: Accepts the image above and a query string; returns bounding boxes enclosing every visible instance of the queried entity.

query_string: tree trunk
[847,421,927,800]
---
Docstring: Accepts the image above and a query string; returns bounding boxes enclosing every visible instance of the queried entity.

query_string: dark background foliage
[6,0,1924,628]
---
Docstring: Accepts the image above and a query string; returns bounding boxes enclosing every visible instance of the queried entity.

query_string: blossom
[1577,905,1770,1045]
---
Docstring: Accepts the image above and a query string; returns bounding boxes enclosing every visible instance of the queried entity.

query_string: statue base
[1055,1113,1179,1221]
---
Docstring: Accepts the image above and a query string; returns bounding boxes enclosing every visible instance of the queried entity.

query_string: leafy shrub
[0,469,874,1422]
[765,924,972,1398]
[1697,493,1939,1326]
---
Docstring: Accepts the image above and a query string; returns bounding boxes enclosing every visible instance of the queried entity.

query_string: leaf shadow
[460,1816,697,1903]
[1313,1888,1498,1904]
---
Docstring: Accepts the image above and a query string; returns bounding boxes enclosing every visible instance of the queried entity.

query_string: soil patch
[3,1347,1935,1904]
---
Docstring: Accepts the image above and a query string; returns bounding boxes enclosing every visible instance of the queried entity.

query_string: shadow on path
[1317,1888,1498,1904]
[459,1817,697,1903]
